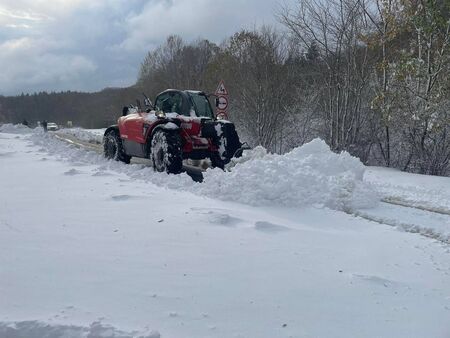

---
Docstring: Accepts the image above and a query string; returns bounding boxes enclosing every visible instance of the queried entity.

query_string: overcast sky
[0,0,292,96]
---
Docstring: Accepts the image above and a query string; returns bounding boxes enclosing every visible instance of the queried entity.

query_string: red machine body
[103,89,243,173]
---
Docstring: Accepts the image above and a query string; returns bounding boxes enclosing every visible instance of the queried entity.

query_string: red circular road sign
[217,95,228,111]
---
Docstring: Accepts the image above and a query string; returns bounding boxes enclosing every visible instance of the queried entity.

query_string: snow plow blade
[233,143,251,158]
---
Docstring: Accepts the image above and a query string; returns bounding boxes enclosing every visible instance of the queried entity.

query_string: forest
[1,0,449,175]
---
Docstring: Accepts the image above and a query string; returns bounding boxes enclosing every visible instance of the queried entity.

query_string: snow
[42,127,450,243]
[33,129,378,211]
[365,166,450,214]
[202,139,378,211]
[214,123,227,159]
[40,125,450,242]
[58,127,105,144]
[1,124,450,338]
[52,126,449,242]
[144,111,159,122]
[163,122,178,130]
[355,202,450,243]
[360,166,450,243]
[0,123,32,134]
[214,123,223,137]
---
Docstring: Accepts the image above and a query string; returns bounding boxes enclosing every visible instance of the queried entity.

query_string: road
[54,132,204,182]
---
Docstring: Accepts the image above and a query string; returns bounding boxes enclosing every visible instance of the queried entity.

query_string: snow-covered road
[1,127,449,338]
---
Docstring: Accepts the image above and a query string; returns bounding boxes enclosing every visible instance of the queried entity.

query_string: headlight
[155,110,166,118]
[216,112,227,120]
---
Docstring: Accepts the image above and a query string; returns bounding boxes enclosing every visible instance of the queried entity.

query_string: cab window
[188,92,214,118]
[155,92,184,115]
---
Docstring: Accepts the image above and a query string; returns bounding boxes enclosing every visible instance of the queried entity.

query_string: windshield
[188,92,214,118]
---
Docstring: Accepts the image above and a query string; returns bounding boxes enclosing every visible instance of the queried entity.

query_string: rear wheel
[150,130,183,174]
[103,130,131,164]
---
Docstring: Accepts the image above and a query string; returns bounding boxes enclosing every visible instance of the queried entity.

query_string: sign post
[214,80,229,119]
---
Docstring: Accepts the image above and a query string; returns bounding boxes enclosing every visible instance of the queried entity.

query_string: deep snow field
[0,124,449,338]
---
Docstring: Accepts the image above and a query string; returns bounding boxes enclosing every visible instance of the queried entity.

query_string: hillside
[0,86,145,128]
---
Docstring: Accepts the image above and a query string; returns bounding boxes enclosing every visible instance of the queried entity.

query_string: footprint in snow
[92,171,113,177]
[191,208,245,228]
[71,162,87,167]
[110,194,147,201]
[191,207,230,213]
[64,168,83,176]
[207,212,243,228]
[352,274,400,288]
[254,221,291,233]
[0,152,14,157]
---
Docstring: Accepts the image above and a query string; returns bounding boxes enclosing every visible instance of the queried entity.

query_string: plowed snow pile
[201,139,378,210]
[0,123,31,134]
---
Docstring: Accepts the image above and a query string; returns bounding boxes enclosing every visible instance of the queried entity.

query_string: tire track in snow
[381,197,450,216]
[349,203,450,244]
[54,133,101,152]
[54,132,204,181]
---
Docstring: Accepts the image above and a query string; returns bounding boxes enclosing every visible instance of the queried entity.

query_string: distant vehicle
[47,122,59,131]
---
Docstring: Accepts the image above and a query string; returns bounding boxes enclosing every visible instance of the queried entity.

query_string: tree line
[1,0,449,175]
[0,88,142,129]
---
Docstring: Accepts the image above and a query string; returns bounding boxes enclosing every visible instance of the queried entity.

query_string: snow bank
[29,131,196,190]
[58,127,105,144]
[0,123,33,134]
[24,129,377,211]
[201,139,378,210]
[0,320,160,338]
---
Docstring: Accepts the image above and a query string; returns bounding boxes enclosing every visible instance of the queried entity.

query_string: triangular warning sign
[215,80,228,96]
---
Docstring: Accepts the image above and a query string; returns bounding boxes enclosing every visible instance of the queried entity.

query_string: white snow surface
[58,127,105,144]
[203,139,378,210]
[0,123,31,134]
[365,166,450,214]
[1,124,450,338]
[360,167,450,243]
[31,126,378,212]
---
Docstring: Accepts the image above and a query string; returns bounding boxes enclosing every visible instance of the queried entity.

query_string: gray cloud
[0,0,290,96]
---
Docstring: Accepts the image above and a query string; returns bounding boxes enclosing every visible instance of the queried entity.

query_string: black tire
[150,130,183,174]
[103,130,131,164]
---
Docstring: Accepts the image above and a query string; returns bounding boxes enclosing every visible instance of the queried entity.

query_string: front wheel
[150,130,183,174]
[103,130,131,164]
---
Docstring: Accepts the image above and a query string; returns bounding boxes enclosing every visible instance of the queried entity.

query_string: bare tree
[138,36,219,95]
[216,28,292,152]
[360,0,404,166]
[280,0,373,154]
[394,0,450,174]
